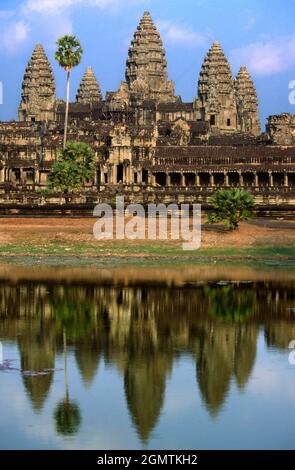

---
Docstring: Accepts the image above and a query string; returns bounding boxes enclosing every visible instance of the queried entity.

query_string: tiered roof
[76,67,102,104]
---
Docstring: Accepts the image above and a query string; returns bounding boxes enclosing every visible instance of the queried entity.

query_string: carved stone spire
[76,66,102,104]
[19,44,56,122]
[125,11,176,102]
[197,41,237,131]
[235,65,261,136]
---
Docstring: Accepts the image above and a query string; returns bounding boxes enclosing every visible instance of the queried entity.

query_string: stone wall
[267,114,295,146]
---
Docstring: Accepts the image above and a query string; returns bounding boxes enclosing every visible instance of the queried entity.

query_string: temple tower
[126,11,176,103]
[19,44,56,122]
[197,41,237,132]
[235,65,260,136]
[76,67,102,104]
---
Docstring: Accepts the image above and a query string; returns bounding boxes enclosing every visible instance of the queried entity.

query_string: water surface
[0,265,294,450]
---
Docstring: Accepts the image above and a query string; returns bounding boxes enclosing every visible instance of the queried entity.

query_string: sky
[0,0,294,128]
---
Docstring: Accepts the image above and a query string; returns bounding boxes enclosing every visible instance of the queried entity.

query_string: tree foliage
[55,35,83,71]
[50,287,96,338]
[206,285,255,323]
[55,35,83,148]
[48,142,96,193]
[208,188,255,230]
[54,400,81,436]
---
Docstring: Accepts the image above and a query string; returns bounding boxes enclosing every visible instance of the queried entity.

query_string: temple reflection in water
[0,280,294,443]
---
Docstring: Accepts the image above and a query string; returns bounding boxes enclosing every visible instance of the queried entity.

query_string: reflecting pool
[0,265,294,449]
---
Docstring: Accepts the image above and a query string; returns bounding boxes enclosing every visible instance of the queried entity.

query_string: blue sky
[0,0,294,128]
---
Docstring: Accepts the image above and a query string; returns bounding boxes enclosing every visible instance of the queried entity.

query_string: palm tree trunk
[63,70,71,150]
[63,329,69,402]
[0,341,3,365]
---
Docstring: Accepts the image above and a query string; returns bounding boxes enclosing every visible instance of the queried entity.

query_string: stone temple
[0,11,295,214]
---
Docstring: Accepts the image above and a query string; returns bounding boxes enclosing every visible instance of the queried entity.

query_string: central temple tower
[125,11,176,103]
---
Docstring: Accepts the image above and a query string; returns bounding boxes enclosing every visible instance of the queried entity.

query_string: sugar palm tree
[55,35,83,149]
[54,329,81,436]
[208,188,255,230]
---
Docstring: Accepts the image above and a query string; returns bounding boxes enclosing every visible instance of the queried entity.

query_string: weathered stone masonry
[0,11,295,210]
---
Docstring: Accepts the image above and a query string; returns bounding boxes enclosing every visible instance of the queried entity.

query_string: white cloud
[3,21,31,53]
[0,0,149,54]
[157,20,209,48]
[240,9,257,32]
[24,0,148,15]
[231,35,295,76]
[242,16,256,32]
[24,0,81,14]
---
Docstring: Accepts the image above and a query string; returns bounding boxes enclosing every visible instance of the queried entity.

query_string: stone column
[196,173,200,186]
[269,172,273,187]
[129,166,134,185]
[0,167,4,184]
[147,171,152,185]
[166,173,171,187]
[100,168,105,185]
[126,164,131,185]
[181,173,186,187]
[148,172,156,186]
[239,172,244,187]
[209,172,214,187]
[108,167,112,186]
[11,170,16,183]
[137,169,143,184]
[111,165,116,185]
[254,172,259,187]
[20,168,24,185]
[35,169,40,185]
[284,173,289,187]
[225,172,229,187]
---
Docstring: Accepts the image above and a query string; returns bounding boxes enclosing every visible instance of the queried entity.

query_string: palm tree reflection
[51,288,87,436]
[54,330,81,436]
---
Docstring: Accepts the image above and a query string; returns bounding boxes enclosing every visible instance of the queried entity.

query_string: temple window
[257,172,269,186]
[185,173,196,186]
[170,173,181,186]
[243,172,255,187]
[273,173,284,187]
[213,173,225,186]
[228,172,239,186]
[14,169,21,183]
[142,170,149,184]
[155,172,166,186]
[26,170,34,184]
[116,164,123,183]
